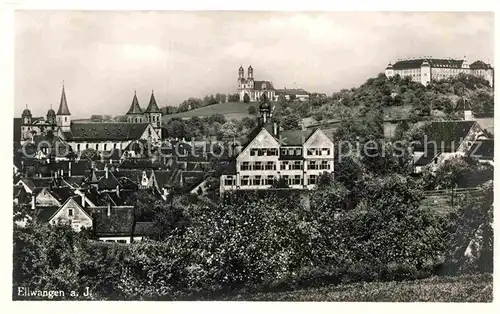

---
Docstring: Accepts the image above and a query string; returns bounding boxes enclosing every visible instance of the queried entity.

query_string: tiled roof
[64,122,149,141]
[413,121,476,152]
[36,206,60,222]
[126,92,143,114]
[414,151,440,166]
[253,80,275,91]
[89,205,135,237]
[57,85,71,115]
[276,88,309,95]
[470,60,493,70]
[468,139,494,160]
[392,58,464,70]
[134,221,155,236]
[144,91,161,113]
[279,129,315,146]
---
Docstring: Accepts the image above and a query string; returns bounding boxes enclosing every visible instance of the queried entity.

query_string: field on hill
[163,101,262,120]
[222,273,492,302]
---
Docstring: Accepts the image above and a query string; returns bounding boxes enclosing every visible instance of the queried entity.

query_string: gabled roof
[414,151,440,166]
[279,129,315,146]
[144,91,161,113]
[468,139,494,160]
[36,206,60,222]
[413,121,477,152]
[89,205,135,236]
[253,80,275,91]
[57,85,71,115]
[126,92,143,115]
[470,60,493,70]
[64,122,150,141]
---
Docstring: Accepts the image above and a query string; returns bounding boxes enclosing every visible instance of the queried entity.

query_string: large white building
[220,100,334,193]
[385,57,494,87]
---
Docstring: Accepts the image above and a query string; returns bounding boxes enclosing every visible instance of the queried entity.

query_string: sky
[15,11,494,118]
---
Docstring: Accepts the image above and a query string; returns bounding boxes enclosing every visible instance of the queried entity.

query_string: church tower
[126,91,144,123]
[144,90,162,139]
[56,84,71,132]
[247,65,254,89]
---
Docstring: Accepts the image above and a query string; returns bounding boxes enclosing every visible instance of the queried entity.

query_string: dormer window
[68,208,73,216]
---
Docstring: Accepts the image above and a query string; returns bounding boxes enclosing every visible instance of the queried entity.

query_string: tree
[280,112,301,130]
[219,121,239,139]
[247,106,257,115]
[243,93,250,103]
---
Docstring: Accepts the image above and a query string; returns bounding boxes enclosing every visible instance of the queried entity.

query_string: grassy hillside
[222,273,492,302]
[163,101,260,121]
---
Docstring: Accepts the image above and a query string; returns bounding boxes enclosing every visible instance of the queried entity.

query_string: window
[292,161,302,170]
[307,149,314,156]
[288,148,295,155]
[322,148,331,155]
[250,149,257,156]
[254,161,262,170]
[68,208,73,216]
[86,144,89,149]
[77,144,80,151]
[114,143,117,149]
[95,144,99,150]
[253,176,262,186]
[258,149,265,156]
[117,240,127,244]
[280,161,289,170]
[224,176,234,186]
[309,160,318,170]
[265,161,275,170]
[241,176,250,186]
[265,175,274,185]
[320,160,330,170]
[65,117,67,122]
[104,144,107,151]
[308,175,317,185]
[293,175,301,185]
[295,148,302,155]
[241,162,250,171]
[281,148,288,156]
[267,148,277,156]
[282,175,290,185]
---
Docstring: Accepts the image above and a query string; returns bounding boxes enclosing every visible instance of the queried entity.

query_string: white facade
[385,58,494,87]
[220,128,334,193]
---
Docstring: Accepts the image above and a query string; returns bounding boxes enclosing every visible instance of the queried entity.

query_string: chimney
[273,122,278,136]
[107,203,111,217]
[31,194,35,210]
[68,161,72,177]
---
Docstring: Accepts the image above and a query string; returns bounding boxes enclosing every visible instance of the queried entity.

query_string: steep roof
[470,60,493,70]
[392,58,464,70]
[64,122,150,141]
[279,129,315,146]
[253,80,275,91]
[144,91,161,113]
[414,151,440,166]
[89,205,135,237]
[126,92,143,115]
[57,85,71,115]
[468,139,494,160]
[413,121,476,152]
[36,206,60,222]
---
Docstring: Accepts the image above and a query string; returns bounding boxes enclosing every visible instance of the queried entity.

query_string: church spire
[144,89,160,113]
[56,84,71,115]
[126,91,143,114]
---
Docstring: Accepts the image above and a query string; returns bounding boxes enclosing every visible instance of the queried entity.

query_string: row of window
[224,174,320,186]
[76,143,120,151]
[248,148,331,157]
[240,160,331,171]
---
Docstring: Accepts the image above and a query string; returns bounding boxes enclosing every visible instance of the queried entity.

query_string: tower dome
[22,108,32,116]
[47,108,56,116]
